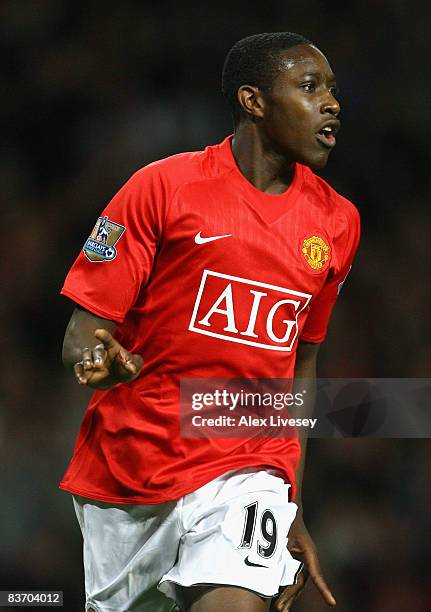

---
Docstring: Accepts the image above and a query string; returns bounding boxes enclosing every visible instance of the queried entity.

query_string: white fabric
[73,469,302,611]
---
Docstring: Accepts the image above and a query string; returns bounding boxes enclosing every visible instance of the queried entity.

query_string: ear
[237,85,265,121]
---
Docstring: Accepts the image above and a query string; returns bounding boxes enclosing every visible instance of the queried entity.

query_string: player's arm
[62,306,143,390]
[271,341,336,611]
[292,340,319,509]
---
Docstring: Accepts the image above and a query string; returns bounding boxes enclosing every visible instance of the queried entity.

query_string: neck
[231,123,295,194]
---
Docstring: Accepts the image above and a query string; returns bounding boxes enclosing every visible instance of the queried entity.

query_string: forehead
[276,44,334,80]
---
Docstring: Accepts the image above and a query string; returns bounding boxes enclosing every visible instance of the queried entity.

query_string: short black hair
[222,32,312,126]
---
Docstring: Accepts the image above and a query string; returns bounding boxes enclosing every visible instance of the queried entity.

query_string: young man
[61,32,360,612]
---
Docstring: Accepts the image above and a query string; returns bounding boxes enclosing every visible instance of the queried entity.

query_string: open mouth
[316,125,337,148]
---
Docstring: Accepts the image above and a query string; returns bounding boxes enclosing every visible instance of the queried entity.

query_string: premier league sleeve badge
[83,215,126,262]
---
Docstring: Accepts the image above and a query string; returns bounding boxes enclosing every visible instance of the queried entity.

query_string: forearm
[291,342,319,509]
[62,307,117,369]
[292,382,316,509]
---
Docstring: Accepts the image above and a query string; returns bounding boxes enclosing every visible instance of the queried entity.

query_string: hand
[270,511,336,611]
[73,329,144,390]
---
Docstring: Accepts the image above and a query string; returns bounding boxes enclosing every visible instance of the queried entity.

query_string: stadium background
[1,1,430,610]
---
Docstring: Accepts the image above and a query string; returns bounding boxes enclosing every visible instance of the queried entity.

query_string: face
[259,44,341,168]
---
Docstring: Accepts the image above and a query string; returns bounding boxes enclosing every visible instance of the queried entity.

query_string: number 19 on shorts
[239,502,278,559]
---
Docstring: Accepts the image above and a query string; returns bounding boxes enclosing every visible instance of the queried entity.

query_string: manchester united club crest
[83,215,126,262]
[302,235,330,272]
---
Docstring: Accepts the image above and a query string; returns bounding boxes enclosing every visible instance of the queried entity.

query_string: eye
[329,86,339,97]
[301,82,316,93]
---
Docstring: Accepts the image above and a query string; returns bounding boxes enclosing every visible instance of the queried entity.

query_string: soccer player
[61,32,360,611]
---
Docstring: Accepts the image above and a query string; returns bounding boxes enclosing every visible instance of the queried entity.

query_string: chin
[309,158,329,169]
[303,151,331,169]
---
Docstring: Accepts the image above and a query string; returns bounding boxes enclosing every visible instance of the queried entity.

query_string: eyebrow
[301,71,337,82]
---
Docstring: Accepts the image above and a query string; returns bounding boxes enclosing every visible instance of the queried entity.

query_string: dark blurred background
[1,1,430,610]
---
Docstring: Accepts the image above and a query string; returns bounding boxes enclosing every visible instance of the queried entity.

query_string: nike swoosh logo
[194,231,232,244]
[244,556,269,568]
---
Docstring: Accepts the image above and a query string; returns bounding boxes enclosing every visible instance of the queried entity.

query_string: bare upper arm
[62,306,118,369]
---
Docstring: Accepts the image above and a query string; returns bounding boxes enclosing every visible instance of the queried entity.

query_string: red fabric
[60,136,360,504]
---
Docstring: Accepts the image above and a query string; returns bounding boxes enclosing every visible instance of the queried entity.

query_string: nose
[321,92,340,117]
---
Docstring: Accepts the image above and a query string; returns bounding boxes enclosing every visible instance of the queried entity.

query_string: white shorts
[73,469,303,612]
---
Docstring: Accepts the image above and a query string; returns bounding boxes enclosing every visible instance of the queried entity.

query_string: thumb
[94,328,120,352]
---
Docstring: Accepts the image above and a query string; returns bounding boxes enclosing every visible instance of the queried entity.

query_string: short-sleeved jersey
[60,135,360,504]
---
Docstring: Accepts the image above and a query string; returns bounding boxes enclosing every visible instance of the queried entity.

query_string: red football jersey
[60,136,360,504]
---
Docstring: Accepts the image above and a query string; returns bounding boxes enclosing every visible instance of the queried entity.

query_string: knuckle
[93,349,105,362]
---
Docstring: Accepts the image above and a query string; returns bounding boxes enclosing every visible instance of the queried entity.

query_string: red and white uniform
[60,135,360,505]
